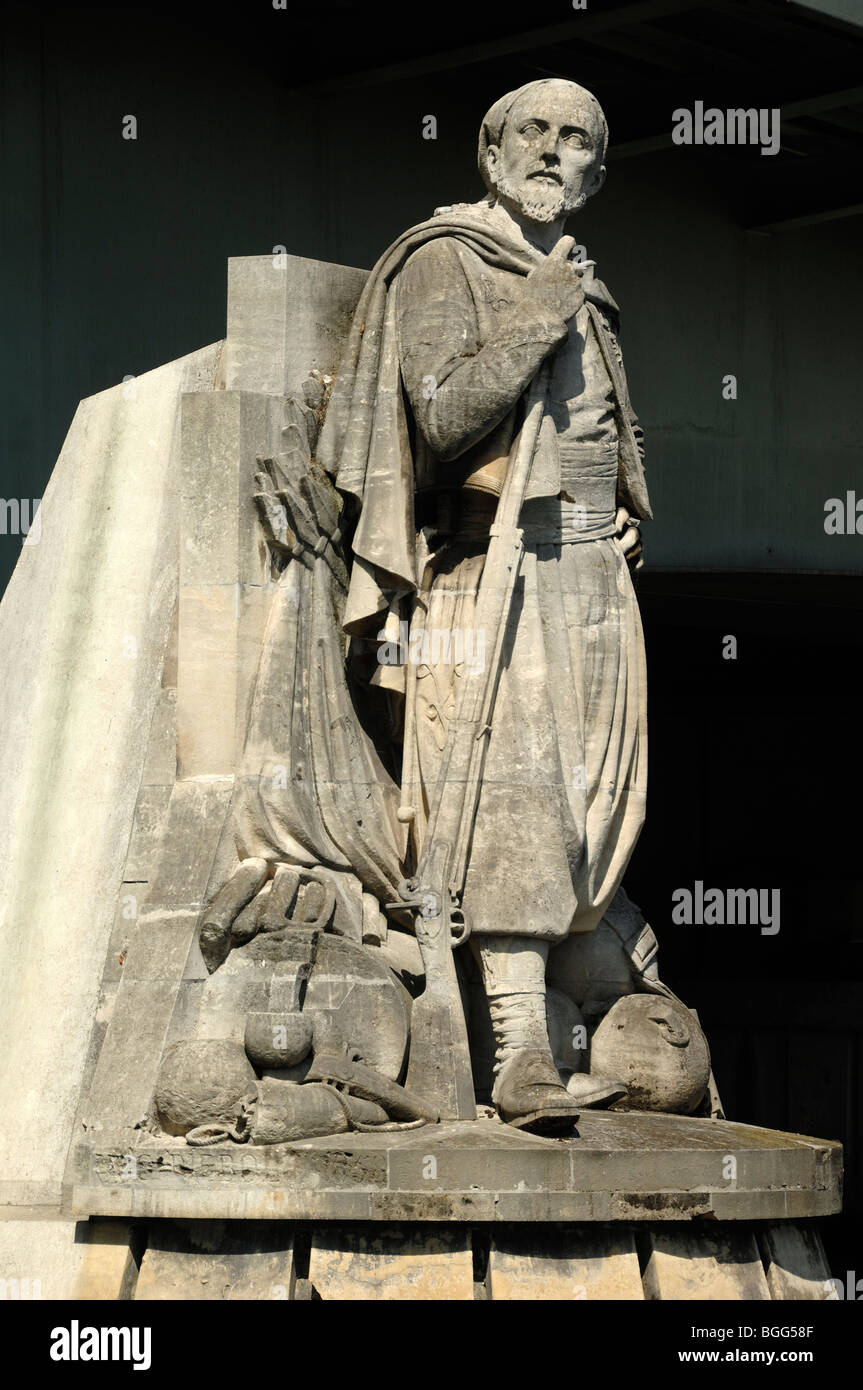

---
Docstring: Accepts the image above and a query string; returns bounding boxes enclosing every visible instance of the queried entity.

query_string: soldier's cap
[477,79,608,193]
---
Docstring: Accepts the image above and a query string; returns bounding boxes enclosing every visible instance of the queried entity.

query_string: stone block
[0,343,220,1232]
[140,687,178,788]
[123,784,174,881]
[757,1221,834,1300]
[225,254,368,396]
[179,390,277,590]
[489,1225,644,1300]
[177,390,284,779]
[135,1220,294,1300]
[72,1219,138,1300]
[0,1220,94,1300]
[78,777,235,1136]
[642,1225,771,1300]
[308,1224,473,1300]
[143,777,234,912]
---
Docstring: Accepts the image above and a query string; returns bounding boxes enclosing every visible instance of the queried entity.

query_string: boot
[493,1047,626,1131]
[470,937,573,1134]
[564,1071,627,1107]
[493,1047,581,1134]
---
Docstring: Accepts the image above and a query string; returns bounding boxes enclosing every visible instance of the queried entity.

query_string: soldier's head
[478,79,608,226]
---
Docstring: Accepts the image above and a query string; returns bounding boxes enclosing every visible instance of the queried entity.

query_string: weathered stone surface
[155,1040,257,1137]
[134,1219,294,1300]
[308,1224,473,1300]
[140,685,178,788]
[123,785,174,882]
[757,1221,835,1300]
[224,254,368,396]
[72,1219,139,1300]
[0,1220,96,1300]
[80,777,233,1134]
[641,1225,771,1300]
[196,931,410,1080]
[70,1112,842,1225]
[62,1214,838,1301]
[0,343,220,1237]
[177,389,283,780]
[137,777,235,915]
[489,1224,644,1299]
[591,995,711,1113]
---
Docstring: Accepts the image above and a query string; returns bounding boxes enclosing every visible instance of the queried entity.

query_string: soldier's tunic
[395,233,647,941]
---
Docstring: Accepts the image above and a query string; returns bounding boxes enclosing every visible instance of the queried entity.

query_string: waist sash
[522,444,618,544]
[438,444,619,545]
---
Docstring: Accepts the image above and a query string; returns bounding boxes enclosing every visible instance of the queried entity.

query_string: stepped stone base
[65,1111,841,1298]
[71,1110,841,1226]
[70,1211,834,1301]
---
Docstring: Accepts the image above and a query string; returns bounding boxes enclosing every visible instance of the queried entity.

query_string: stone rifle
[390,352,554,1121]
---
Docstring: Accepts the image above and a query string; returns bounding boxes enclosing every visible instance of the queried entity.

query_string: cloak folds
[231,204,650,943]
[316,201,651,640]
[229,407,407,931]
[316,202,650,942]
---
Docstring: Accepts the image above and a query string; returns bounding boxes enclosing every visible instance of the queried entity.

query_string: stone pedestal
[71,1112,841,1226]
[65,1111,840,1298]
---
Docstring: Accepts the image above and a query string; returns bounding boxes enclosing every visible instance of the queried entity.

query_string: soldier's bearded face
[490,89,605,225]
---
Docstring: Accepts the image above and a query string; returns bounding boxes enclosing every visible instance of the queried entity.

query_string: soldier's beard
[496,173,586,224]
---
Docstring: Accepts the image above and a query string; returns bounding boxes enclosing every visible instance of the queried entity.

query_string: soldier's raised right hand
[524,235,589,323]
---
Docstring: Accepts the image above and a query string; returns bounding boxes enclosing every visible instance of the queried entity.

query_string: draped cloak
[317,201,651,638]
[314,201,650,941]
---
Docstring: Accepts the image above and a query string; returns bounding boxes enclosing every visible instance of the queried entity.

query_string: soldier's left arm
[609,318,646,568]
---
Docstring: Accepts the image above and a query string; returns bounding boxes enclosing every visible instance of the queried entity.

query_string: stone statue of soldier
[198,78,656,1139]
[317,77,650,1129]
